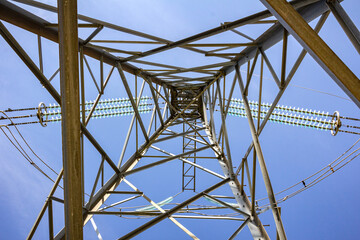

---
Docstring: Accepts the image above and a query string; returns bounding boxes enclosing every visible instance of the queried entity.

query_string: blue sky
[0,0,359,239]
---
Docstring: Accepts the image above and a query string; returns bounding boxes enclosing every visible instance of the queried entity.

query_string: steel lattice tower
[0,0,359,239]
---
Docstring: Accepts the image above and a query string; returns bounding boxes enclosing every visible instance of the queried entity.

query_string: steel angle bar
[83,25,104,45]
[169,215,245,221]
[206,45,237,54]
[326,0,360,54]
[251,56,263,216]
[140,77,220,154]
[143,77,164,126]
[168,117,201,127]
[130,59,182,70]
[89,211,159,216]
[44,23,99,28]
[147,86,162,136]
[117,178,230,240]
[162,96,168,120]
[90,218,103,240]
[0,15,140,175]
[259,48,281,88]
[210,195,235,199]
[180,118,219,156]
[236,65,286,240]
[228,217,251,240]
[150,145,225,179]
[85,66,115,125]
[27,169,63,240]
[90,40,162,44]
[11,0,209,56]
[48,198,54,240]
[91,45,142,55]
[0,0,165,85]
[83,55,101,93]
[153,62,233,77]
[123,179,199,240]
[230,28,255,41]
[55,117,174,240]
[216,80,234,172]
[57,1,83,238]
[253,20,278,24]
[80,127,120,174]
[87,158,105,211]
[37,35,43,73]
[218,74,238,142]
[218,0,329,78]
[165,90,218,154]
[130,60,219,77]
[50,196,65,204]
[106,191,143,194]
[119,0,322,63]
[0,21,60,102]
[153,127,206,144]
[164,129,208,146]
[185,43,257,47]
[207,89,217,144]
[117,63,149,142]
[260,0,360,107]
[87,213,245,222]
[280,29,288,88]
[168,76,214,83]
[236,11,329,172]
[203,194,250,217]
[244,48,260,96]
[48,68,60,82]
[202,109,269,239]
[99,195,141,211]
[124,145,214,176]
[117,79,146,167]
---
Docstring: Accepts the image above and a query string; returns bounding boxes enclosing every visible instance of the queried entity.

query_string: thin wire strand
[0,111,58,176]
[256,138,360,207]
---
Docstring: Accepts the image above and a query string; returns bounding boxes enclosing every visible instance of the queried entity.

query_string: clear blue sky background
[0,0,359,239]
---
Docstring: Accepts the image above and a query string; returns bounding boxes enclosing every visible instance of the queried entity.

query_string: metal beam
[123,179,199,240]
[219,0,330,77]
[0,0,164,85]
[55,118,173,239]
[117,80,146,167]
[228,218,251,240]
[153,127,206,144]
[259,48,281,88]
[57,0,82,239]
[11,0,212,57]
[150,145,226,179]
[119,0,323,63]
[124,145,214,176]
[117,178,230,240]
[236,66,287,240]
[236,11,329,173]
[326,0,360,54]
[27,169,64,239]
[260,0,360,107]
[117,63,149,142]
[203,100,269,239]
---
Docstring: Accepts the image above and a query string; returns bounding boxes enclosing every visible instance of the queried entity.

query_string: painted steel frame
[0,0,358,239]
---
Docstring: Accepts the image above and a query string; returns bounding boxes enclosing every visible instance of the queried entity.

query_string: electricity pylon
[0,0,359,239]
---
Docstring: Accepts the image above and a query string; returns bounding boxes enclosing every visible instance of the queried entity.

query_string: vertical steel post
[80,46,85,206]
[236,66,287,240]
[48,199,54,240]
[58,0,83,239]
